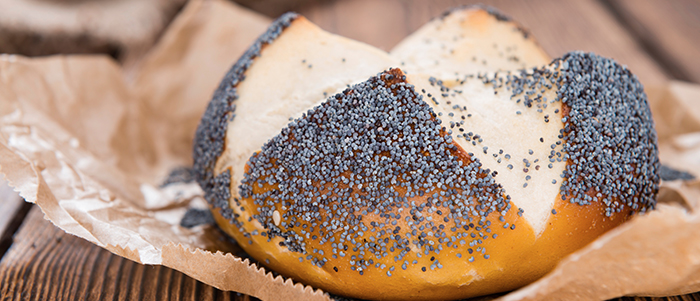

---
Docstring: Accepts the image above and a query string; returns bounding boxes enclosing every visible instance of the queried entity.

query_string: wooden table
[1,0,700,300]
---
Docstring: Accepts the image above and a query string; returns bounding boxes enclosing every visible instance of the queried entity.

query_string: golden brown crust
[214,177,633,300]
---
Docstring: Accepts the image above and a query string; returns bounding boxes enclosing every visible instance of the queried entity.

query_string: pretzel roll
[193,8,659,301]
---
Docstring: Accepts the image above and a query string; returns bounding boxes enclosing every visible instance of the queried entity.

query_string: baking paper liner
[1,1,699,300]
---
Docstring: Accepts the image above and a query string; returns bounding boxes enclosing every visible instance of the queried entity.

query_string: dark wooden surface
[605,0,700,84]
[0,207,256,301]
[1,0,699,300]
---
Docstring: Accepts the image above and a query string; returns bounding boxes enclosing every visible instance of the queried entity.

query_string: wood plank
[0,201,697,300]
[234,0,669,85]
[606,0,700,83]
[0,206,251,301]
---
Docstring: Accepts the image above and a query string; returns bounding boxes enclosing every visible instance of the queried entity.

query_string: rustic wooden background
[1,0,700,300]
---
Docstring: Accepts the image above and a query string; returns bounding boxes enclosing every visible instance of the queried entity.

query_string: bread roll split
[193,6,659,300]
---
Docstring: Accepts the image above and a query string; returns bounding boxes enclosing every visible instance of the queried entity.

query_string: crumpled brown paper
[1,1,699,300]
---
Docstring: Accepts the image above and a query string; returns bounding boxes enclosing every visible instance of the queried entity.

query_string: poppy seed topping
[239,68,510,272]
[554,52,659,214]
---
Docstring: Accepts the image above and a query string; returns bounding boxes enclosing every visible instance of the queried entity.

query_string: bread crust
[209,67,648,300]
[213,192,632,300]
[194,7,659,301]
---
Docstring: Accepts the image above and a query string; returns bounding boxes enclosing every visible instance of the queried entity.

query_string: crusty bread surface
[193,6,659,301]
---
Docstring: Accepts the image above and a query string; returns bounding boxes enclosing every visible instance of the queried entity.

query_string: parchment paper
[1,1,699,300]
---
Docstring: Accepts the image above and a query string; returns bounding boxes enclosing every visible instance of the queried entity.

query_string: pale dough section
[392,8,551,80]
[215,17,399,194]
[408,74,566,235]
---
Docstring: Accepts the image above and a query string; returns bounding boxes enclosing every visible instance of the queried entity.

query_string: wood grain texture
[0,207,256,301]
[0,207,696,301]
[605,0,700,83]
[237,0,669,85]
